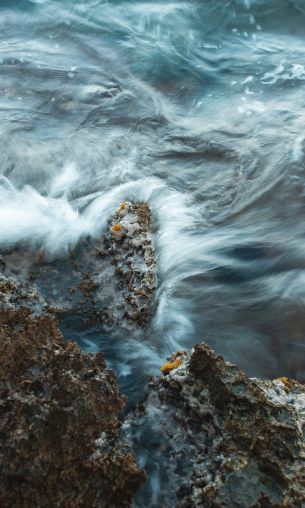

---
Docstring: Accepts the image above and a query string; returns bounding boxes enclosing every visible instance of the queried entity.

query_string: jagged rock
[0,272,145,508]
[125,343,305,507]
[1,201,157,332]
[104,201,157,328]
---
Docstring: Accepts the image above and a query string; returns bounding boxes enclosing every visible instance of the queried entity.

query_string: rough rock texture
[3,200,305,508]
[125,343,305,507]
[1,201,157,332]
[107,201,157,326]
[0,272,145,508]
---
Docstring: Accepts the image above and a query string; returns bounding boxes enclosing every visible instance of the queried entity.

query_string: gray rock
[125,343,305,507]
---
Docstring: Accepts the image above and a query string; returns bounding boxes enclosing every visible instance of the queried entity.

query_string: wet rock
[1,201,157,332]
[103,202,157,329]
[0,272,145,508]
[125,343,305,507]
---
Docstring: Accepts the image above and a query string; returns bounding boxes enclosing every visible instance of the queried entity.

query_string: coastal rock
[104,201,157,328]
[0,272,145,508]
[1,201,157,332]
[125,343,305,507]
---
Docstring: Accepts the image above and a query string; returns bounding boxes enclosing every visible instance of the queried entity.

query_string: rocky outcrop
[125,344,305,507]
[2,201,305,508]
[96,201,157,329]
[0,272,145,508]
[2,201,157,332]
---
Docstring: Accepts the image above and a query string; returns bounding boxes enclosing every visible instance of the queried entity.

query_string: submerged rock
[0,272,145,508]
[125,343,305,507]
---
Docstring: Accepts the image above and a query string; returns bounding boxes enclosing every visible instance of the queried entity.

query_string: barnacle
[160,357,182,375]
[111,224,123,232]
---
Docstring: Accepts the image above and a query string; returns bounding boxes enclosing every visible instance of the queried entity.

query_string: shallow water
[1,0,305,502]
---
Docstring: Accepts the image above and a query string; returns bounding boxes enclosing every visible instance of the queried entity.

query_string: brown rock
[0,273,145,508]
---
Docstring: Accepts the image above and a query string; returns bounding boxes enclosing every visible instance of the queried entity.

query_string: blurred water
[1,0,305,502]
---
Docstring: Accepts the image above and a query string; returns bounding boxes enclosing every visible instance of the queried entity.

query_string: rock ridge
[125,343,305,507]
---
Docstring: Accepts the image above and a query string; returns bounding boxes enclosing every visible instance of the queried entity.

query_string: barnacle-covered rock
[100,201,157,329]
[0,271,145,508]
[125,342,305,507]
[111,223,125,240]
[1,201,157,332]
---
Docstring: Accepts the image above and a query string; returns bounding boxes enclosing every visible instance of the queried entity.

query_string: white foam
[0,176,166,255]
[50,162,80,198]
[0,183,83,254]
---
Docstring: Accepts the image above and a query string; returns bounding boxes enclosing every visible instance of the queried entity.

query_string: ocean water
[1,0,305,503]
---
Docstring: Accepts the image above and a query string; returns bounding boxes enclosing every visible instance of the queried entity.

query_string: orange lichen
[119,202,128,210]
[111,224,123,232]
[276,377,295,391]
[160,357,183,375]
